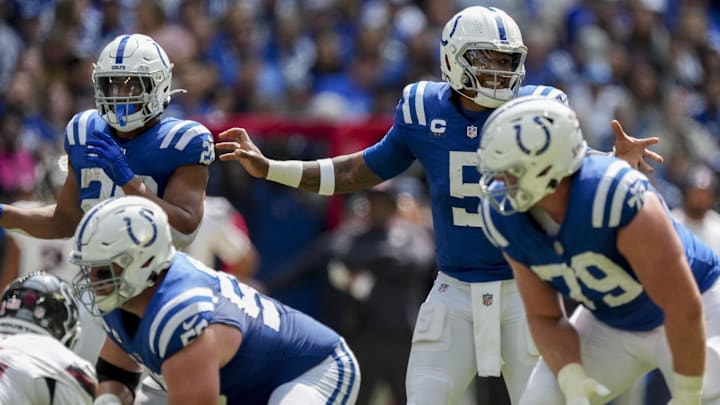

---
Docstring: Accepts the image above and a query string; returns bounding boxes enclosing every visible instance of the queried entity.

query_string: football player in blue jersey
[70,195,360,405]
[215,6,661,404]
[0,33,214,402]
[0,33,214,250]
[476,96,720,405]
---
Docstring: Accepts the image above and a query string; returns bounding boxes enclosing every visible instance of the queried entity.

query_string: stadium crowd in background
[2,0,720,404]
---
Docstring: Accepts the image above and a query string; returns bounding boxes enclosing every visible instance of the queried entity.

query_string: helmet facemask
[70,196,175,316]
[440,6,527,108]
[72,253,146,316]
[92,34,174,132]
[93,73,166,132]
[453,46,526,107]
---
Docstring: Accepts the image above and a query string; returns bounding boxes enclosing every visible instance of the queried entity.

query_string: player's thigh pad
[269,340,360,405]
[406,275,477,405]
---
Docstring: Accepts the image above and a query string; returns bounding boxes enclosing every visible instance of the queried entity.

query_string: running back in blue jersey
[362,81,567,282]
[64,110,215,212]
[479,155,720,330]
[101,253,341,404]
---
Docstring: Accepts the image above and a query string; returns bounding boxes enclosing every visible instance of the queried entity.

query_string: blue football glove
[86,130,135,186]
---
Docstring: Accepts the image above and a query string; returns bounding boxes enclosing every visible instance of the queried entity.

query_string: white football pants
[519,281,720,405]
[136,339,360,405]
[406,272,539,405]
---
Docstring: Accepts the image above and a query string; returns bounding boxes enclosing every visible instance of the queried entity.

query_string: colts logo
[516,116,550,156]
[124,208,158,247]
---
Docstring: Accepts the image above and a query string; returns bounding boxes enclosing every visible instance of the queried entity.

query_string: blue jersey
[64,110,215,212]
[479,155,720,331]
[363,81,567,282]
[101,253,342,404]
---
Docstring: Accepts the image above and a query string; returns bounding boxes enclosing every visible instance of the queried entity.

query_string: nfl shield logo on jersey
[467,125,478,139]
[482,293,493,306]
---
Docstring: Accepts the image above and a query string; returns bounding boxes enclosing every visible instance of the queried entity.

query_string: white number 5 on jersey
[449,151,484,227]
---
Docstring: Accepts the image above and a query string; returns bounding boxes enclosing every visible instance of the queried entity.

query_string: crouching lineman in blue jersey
[0,33,214,369]
[215,6,661,405]
[476,96,720,405]
[70,196,360,405]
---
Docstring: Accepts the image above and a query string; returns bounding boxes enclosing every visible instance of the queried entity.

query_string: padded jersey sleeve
[589,160,650,230]
[157,120,215,167]
[146,287,220,360]
[363,83,425,179]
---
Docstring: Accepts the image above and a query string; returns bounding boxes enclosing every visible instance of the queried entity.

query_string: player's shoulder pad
[478,197,510,248]
[395,81,447,126]
[587,158,649,229]
[147,286,217,358]
[519,85,569,106]
[64,109,104,147]
[157,118,215,165]
[158,118,213,151]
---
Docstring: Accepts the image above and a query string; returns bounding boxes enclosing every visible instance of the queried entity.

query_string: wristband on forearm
[317,158,335,196]
[266,160,303,188]
[266,159,336,195]
[672,372,703,404]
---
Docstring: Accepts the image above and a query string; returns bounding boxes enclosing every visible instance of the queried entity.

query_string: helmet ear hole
[445,54,452,71]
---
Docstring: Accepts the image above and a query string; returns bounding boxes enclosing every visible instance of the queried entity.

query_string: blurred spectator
[135,0,198,64]
[671,164,720,253]
[334,181,435,405]
[0,0,22,95]
[0,107,38,201]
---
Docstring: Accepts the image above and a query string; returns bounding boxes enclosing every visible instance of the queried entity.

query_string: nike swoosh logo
[182,315,199,330]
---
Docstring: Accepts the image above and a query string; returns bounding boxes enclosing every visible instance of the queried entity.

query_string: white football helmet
[92,34,174,132]
[477,96,587,214]
[0,271,80,348]
[70,196,175,315]
[440,6,527,108]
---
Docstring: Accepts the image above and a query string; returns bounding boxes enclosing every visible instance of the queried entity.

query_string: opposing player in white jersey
[215,6,660,404]
[0,271,98,404]
[70,196,360,405]
[476,96,720,405]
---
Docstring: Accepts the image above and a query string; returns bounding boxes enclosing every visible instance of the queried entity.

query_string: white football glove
[667,373,702,405]
[557,363,610,405]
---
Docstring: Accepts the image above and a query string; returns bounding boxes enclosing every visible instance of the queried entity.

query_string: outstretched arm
[0,163,84,239]
[608,120,663,174]
[216,128,385,195]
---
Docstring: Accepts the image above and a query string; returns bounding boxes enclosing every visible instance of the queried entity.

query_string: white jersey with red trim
[0,333,97,404]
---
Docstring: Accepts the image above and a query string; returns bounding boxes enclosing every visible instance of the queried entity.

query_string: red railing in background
[200,114,394,227]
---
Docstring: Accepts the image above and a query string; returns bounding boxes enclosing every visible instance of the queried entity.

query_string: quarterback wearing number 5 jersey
[71,196,359,405]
